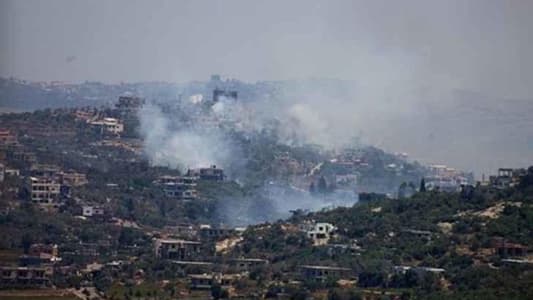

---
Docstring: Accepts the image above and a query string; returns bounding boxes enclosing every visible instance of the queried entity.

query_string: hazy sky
[1,0,533,99]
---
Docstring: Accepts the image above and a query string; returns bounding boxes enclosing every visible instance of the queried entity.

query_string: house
[0,266,52,288]
[299,265,352,282]
[82,205,105,217]
[89,117,124,135]
[60,171,88,186]
[4,167,19,177]
[172,261,213,275]
[0,129,17,145]
[189,273,240,290]
[27,176,61,207]
[8,149,37,164]
[301,222,337,246]
[199,225,238,240]
[489,168,526,189]
[189,165,225,181]
[30,164,61,177]
[492,238,528,257]
[154,238,202,260]
[189,274,214,290]
[29,244,59,258]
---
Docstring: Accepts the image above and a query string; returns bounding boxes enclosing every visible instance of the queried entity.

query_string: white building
[82,205,105,217]
[302,222,337,246]
[89,118,124,134]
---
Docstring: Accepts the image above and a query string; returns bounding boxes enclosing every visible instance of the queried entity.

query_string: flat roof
[299,265,351,271]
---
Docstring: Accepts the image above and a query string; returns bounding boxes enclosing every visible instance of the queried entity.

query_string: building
[0,266,52,288]
[27,176,61,207]
[199,225,238,240]
[60,171,88,186]
[30,164,61,177]
[228,258,268,272]
[299,265,352,282]
[301,222,337,246]
[4,167,19,177]
[158,175,198,200]
[8,149,37,164]
[489,168,526,189]
[89,118,124,135]
[29,244,59,258]
[82,205,105,217]
[213,88,238,102]
[189,273,240,290]
[189,165,225,181]
[154,238,202,260]
[0,129,17,145]
[492,238,528,257]
[116,95,145,112]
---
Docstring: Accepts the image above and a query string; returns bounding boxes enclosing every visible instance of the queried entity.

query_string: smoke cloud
[138,104,235,171]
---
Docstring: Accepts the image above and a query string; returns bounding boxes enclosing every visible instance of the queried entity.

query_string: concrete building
[30,164,60,177]
[299,265,352,282]
[0,129,17,145]
[489,168,526,189]
[199,225,238,240]
[301,222,337,246]
[60,171,88,186]
[492,238,528,257]
[189,273,240,290]
[189,165,225,181]
[0,266,52,288]
[116,95,145,112]
[158,175,198,200]
[82,205,105,217]
[89,117,124,135]
[27,176,61,207]
[154,238,202,260]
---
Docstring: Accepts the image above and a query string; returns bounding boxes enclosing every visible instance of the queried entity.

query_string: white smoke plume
[138,104,234,171]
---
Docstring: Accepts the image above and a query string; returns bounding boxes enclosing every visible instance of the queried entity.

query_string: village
[0,90,531,299]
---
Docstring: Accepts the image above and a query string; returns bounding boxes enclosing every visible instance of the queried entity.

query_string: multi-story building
[158,175,198,200]
[301,222,337,246]
[154,238,202,260]
[27,176,61,207]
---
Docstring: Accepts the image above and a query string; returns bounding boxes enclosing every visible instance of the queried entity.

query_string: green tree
[420,178,426,192]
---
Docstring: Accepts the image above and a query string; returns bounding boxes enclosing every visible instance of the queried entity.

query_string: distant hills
[1,76,532,176]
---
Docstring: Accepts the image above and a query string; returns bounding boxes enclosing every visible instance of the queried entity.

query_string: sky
[1,0,532,176]
[1,0,533,99]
